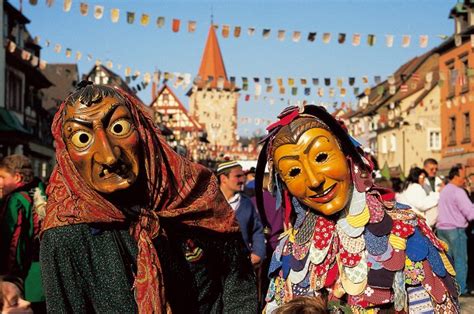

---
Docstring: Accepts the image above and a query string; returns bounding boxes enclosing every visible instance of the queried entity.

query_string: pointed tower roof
[196,25,235,90]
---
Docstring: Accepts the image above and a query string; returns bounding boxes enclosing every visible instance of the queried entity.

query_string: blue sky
[19,0,456,137]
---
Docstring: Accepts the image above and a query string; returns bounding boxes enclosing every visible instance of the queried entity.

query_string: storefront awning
[0,108,31,134]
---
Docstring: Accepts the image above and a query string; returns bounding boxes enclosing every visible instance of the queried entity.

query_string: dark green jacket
[40,223,258,313]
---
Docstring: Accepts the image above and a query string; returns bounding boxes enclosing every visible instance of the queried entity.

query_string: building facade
[188,25,239,153]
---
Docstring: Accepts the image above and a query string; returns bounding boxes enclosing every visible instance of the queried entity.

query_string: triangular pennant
[106,60,113,68]
[329,88,335,97]
[377,85,384,95]
[292,31,301,42]
[29,0,38,5]
[338,33,346,44]
[234,26,241,38]
[279,86,285,94]
[79,2,88,16]
[304,87,311,96]
[141,14,150,26]
[110,8,120,23]
[367,34,376,46]
[312,78,319,86]
[255,83,262,96]
[46,0,54,7]
[349,77,355,86]
[336,78,343,87]
[300,78,307,85]
[222,25,230,38]
[419,35,429,48]
[374,76,381,84]
[157,17,165,28]
[248,27,255,36]
[322,32,331,44]
[63,0,72,12]
[340,88,346,97]
[188,21,196,33]
[278,30,285,41]
[172,19,180,32]
[318,87,324,97]
[265,77,271,85]
[353,87,360,95]
[127,12,135,24]
[352,33,361,46]
[266,85,273,93]
[291,87,298,96]
[94,5,104,19]
[263,29,271,39]
[288,78,294,87]
[75,51,82,60]
[385,34,394,48]
[402,35,411,48]
[308,32,317,42]
[324,78,331,86]
[54,43,61,53]
[277,78,283,86]
[65,48,72,58]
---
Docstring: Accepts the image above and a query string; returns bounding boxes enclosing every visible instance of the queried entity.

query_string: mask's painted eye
[288,168,301,178]
[110,119,132,136]
[315,153,328,163]
[70,131,93,149]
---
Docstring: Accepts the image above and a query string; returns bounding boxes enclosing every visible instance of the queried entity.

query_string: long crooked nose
[93,129,118,166]
[305,165,325,191]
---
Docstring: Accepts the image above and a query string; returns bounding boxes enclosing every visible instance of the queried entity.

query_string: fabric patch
[337,218,365,238]
[281,255,292,279]
[366,212,393,236]
[289,252,309,272]
[426,241,446,278]
[292,241,311,260]
[337,225,365,254]
[372,243,394,262]
[439,252,456,276]
[364,229,388,256]
[383,249,406,271]
[291,283,310,297]
[367,268,395,289]
[363,286,392,305]
[366,193,386,223]
[418,219,444,251]
[313,217,336,249]
[309,264,328,291]
[348,188,366,216]
[396,202,411,210]
[324,262,339,287]
[422,260,447,304]
[387,209,416,222]
[389,234,407,250]
[391,220,415,238]
[295,212,318,245]
[405,258,425,285]
[407,286,434,313]
[343,253,368,284]
[288,254,311,284]
[341,275,368,296]
[340,247,363,267]
[367,255,383,270]
[441,274,458,298]
[346,205,370,228]
[406,228,429,262]
[392,271,407,311]
[309,237,332,265]
[269,253,283,275]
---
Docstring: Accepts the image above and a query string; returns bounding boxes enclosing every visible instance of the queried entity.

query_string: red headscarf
[42,87,239,313]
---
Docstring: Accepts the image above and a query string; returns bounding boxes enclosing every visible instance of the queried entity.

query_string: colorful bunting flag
[338,33,346,44]
[278,30,285,41]
[141,14,150,26]
[234,26,241,38]
[222,25,230,38]
[263,29,271,39]
[172,19,180,32]
[75,51,82,60]
[352,33,361,46]
[110,8,120,23]
[188,21,196,33]
[248,27,255,36]
[292,31,301,42]
[127,12,135,24]
[80,3,88,16]
[65,48,72,58]
[63,0,72,12]
[402,35,411,48]
[54,43,61,53]
[419,35,428,48]
[367,34,376,46]
[312,78,319,85]
[157,17,165,28]
[308,32,317,42]
[322,32,331,44]
[385,34,394,48]
[94,5,104,19]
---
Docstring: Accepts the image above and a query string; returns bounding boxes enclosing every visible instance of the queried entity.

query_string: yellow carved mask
[274,128,351,215]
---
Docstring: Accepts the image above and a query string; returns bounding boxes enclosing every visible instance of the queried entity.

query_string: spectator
[423,158,443,193]
[244,167,257,198]
[0,275,32,313]
[0,155,46,312]
[436,165,474,296]
[273,296,328,314]
[396,167,439,227]
[390,177,403,194]
[217,160,266,268]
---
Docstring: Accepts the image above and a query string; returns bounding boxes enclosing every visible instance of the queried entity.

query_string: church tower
[188,25,239,149]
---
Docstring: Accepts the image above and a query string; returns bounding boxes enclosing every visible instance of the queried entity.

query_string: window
[461,56,469,93]
[447,61,455,97]
[390,133,397,152]
[381,136,388,154]
[6,68,24,113]
[463,112,471,142]
[427,129,441,150]
[449,116,457,145]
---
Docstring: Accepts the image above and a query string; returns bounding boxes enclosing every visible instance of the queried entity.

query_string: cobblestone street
[460,296,474,313]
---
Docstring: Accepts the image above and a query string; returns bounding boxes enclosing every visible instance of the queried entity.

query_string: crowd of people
[0,81,471,313]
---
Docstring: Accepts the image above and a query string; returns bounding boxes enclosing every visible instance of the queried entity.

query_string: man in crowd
[436,165,474,296]
[217,160,266,268]
[0,154,46,313]
[423,158,443,193]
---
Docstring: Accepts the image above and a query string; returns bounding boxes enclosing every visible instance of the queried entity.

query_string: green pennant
[380,162,391,180]
[377,85,385,95]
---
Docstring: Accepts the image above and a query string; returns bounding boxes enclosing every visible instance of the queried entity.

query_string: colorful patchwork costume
[255,105,459,313]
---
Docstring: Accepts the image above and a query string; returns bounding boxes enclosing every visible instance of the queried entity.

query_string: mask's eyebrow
[101,103,120,127]
[303,135,328,154]
[64,117,93,129]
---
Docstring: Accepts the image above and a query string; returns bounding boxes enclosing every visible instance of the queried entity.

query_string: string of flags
[27,0,452,49]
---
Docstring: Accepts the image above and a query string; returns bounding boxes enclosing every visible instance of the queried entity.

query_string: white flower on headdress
[365,287,374,297]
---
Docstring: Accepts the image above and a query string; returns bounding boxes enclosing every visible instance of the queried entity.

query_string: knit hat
[216,160,241,176]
